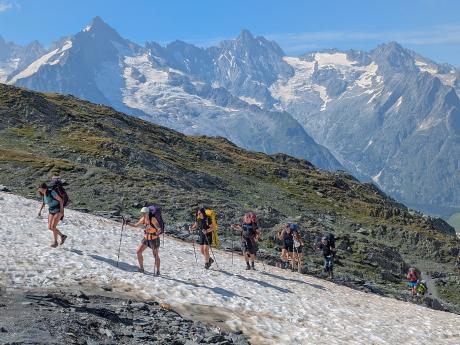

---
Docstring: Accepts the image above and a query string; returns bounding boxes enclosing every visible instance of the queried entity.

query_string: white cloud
[0,1,13,12]
[266,24,460,53]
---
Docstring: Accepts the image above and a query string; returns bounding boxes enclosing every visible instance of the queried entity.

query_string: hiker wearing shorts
[189,208,215,269]
[406,267,419,296]
[232,212,261,270]
[38,183,67,248]
[292,226,304,272]
[277,224,297,270]
[125,207,162,275]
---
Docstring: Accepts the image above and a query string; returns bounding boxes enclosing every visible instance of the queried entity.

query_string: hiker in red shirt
[406,267,419,296]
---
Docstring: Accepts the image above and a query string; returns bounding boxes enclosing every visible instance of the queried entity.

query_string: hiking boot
[137,267,145,274]
[50,242,58,248]
[60,235,68,245]
[251,262,255,270]
[246,263,251,270]
[155,271,160,277]
[205,262,210,269]
[209,257,214,266]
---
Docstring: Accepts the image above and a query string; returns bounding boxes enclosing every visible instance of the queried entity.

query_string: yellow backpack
[205,209,219,248]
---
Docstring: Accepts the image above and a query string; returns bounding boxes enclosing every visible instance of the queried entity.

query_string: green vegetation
[0,84,459,313]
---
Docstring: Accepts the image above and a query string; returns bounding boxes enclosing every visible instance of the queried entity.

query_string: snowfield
[1,192,459,345]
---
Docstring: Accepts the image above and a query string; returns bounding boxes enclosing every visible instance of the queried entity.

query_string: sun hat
[140,207,149,214]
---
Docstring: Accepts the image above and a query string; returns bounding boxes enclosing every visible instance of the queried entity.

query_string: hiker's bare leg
[297,255,303,272]
[51,214,64,237]
[250,254,256,264]
[136,243,148,269]
[243,251,250,263]
[48,214,59,244]
[153,248,160,273]
[204,245,210,263]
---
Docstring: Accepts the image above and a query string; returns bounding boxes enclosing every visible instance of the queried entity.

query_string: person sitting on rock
[406,267,419,296]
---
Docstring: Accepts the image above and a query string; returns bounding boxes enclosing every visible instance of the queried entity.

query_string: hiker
[291,224,304,272]
[232,212,261,270]
[125,206,163,275]
[37,183,68,248]
[406,267,419,296]
[189,208,215,269]
[277,224,295,269]
[317,235,336,279]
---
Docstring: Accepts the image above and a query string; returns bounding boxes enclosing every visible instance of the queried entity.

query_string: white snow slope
[1,192,459,345]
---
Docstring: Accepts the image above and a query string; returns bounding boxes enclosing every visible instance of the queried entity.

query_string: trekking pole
[231,230,234,268]
[116,216,125,268]
[191,228,198,267]
[204,231,219,269]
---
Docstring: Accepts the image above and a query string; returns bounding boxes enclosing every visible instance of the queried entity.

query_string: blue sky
[1,0,460,65]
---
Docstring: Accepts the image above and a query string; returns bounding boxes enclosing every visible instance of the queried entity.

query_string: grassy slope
[0,84,459,310]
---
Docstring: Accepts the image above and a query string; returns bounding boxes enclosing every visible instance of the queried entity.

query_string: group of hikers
[37,177,458,292]
[36,177,336,278]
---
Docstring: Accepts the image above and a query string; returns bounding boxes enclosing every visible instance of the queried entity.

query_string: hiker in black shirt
[318,236,336,279]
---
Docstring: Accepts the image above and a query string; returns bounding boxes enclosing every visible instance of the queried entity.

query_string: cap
[140,207,149,214]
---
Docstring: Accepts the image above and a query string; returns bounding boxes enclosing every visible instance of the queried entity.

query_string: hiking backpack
[147,204,165,234]
[49,178,69,207]
[242,212,258,238]
[289,223,298,232]
[326,233,336,248]
[205,209,220,248]
[416,281,427,296]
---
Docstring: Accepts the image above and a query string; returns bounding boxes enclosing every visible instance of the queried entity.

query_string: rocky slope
[0,84,459,311]
[0,289,249,345]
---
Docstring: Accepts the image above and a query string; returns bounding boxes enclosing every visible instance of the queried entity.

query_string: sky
[1,0,460,66]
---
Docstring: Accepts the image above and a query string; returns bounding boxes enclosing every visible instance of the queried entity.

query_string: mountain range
[1,16,460,221]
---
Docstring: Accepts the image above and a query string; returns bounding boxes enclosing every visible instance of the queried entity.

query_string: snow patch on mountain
[372,170,383,184]
[1,192,460,345]
[315,52,355,67]
[417,116,443,131]
[0,59,20,83]
[269,57,316,103]
[239,96,263,107]
[9,41,73,83]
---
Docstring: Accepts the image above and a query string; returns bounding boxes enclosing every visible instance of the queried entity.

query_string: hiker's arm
[189,222,198,232]
[277,229,284,241]
[231,224,242,232]
[255,229,262,241]
[126,217,144,228]
[38,201,45,217]
[53,193,64,215]
[150,217,162,231]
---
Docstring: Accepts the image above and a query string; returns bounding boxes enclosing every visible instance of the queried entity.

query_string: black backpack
[49,178,69,207]
[326,233,336,248]
[242,222,256,238]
